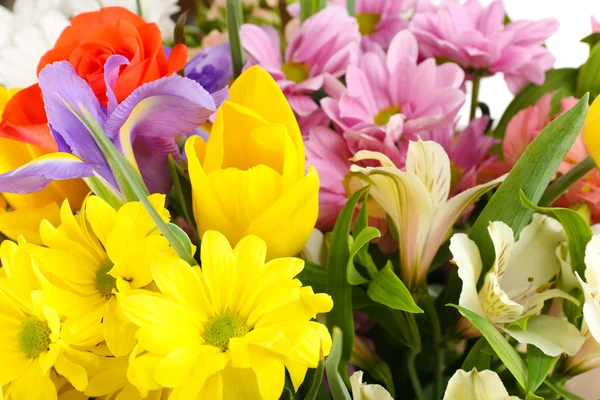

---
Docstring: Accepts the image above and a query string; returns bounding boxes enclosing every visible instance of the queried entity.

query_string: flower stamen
[19,316,51,358]
[202,313,250,352]
[96,260,117,298]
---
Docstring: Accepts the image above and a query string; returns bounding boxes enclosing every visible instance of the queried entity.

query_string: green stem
[347,0,356,16]
[422,292,444,399]
[470,73,481,121]
[407,351,425,400]
[539,154,596,207]
[135,0,143,17]
[300,0,312,22]
[226,0,245,78]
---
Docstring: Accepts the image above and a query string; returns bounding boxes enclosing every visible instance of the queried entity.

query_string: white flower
[451,214,585,356]
[0,1,69,88]
[444,369,520,400]
[350,371,393,400]
[578,235,600,345]
[350,140,504,290]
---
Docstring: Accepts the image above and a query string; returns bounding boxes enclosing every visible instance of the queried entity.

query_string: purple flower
[185,43,233,94]
[410,0,559,93]
[0,56,226,196]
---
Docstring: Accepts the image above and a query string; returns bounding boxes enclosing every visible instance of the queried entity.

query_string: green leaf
[367,261,423,313]
[461,338,493,372]
[525,393,544,400]
[347,227,380,285]
[85,175,125,209]
[326,187,369,377]
[577,42,600,100]
[325,328,352,400]
[469,94,589,270]
[168,156,198,242]
[297,260,327,293]
[67,103,198,266]
[494,69,579,139]
[582,33,600,48]
[304,350,325,400]
[506,314,534,331]
[520,190,593,278]
[300,0,312,22]
[527,345,557,394]
[544,380,585,400]
[165,223,194,256]
[449,305,528,390]
[351,198,379,279]
[226,0,245,77]
[346,0,355,16]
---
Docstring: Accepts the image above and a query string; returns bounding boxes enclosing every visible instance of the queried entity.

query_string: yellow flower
[120,230,333,399]
[24,194,175,358]
[185,66,319,259]
[0,86,89,244]
[0,240,98,398]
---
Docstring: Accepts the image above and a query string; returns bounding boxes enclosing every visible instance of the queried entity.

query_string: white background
[430,0,600,123]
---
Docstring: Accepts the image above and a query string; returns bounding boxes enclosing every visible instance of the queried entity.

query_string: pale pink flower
[287,0,416,50]
[593,16,600,33]
[241,6,360,117]
[410,0,559,93]
[321,30,465,144]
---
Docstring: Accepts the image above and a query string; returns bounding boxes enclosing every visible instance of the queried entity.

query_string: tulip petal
[38,61,114,186]
[0,153,98,194]
[584,96,600,165]
[503,315,585,356]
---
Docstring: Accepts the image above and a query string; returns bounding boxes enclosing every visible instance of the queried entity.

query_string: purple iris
[185,43,233,94]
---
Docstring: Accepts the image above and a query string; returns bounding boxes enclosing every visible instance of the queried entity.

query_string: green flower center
[281,62,310,83]
[19,316,51,358]
[202,313,250,352]
[95,260,117,298]
[374,106,402,126]
[356,13,381,35]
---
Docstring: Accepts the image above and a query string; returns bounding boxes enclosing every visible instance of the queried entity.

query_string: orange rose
[0,6,187,147]
[38,6,187,105]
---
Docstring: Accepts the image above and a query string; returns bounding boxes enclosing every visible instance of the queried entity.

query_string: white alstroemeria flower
[64,0,179,40]
[350,140,505,290]
[350,371,393,400]
[451,214,585,356]
[0,0,69,88]
[579,235,600,344]
[444,369,520,400]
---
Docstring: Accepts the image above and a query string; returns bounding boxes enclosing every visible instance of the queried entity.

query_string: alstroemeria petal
[444,369,519,400]
[405,140,451,209]
[38,61,113,185]
[503,315,585,356]
[105,75,220,170]
[450,233,485,316]
[0,153,97,194]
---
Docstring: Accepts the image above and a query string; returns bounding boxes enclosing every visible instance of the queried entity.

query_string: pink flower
[321,30,465,144]
[241,6,360,117]
[592,16,600,33]
[287,0,416,50]
[422,117,498,193]
[305,127,352,230]
[410,0,559,93]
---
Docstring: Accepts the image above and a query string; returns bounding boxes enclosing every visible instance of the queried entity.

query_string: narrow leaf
[304,348,326,400]
[494,69,578,139]
[168,155,198,241]
[544,380,585,400]
[449,305,528,390]
[469,94,589,270]
[298,260,327,293]
[577,42,600,100]
[166,222,194,256]
[462,338,493,372]
[300,0,312,22]
[347,0,356,16]
[226,0,245,77]
[527,345,557,394]
[347,227,380,285]
[520,190,592,278]
[327,187,370,376]
[325,328,352,400]
[367,261,423,313]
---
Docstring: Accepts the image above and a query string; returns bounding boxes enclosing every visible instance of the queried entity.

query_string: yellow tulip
[584,96,600,165]
[185,66,319,259]
[0,87,89,243]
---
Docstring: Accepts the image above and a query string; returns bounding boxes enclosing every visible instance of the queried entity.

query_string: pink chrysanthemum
[410,0,559,93]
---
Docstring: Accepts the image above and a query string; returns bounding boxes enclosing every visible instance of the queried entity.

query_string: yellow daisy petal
[200,231,237,314]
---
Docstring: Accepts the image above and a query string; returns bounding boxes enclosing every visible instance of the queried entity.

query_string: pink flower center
[374,106,402,126]
[281,62,310,83]
[356,13,381,36]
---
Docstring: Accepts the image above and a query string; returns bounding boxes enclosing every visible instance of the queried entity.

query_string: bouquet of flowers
[0,0,600,398]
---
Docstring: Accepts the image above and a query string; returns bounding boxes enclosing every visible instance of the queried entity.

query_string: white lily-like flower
[451,214,584,356]
[349,140,504,290]
[350,371,393,400]
[579,235,600,345]
[444,369,520,400]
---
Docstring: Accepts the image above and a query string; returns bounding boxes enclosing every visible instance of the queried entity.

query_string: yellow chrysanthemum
[24,194,175,358]
[0,240,98,398]
[120,230,333,399]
